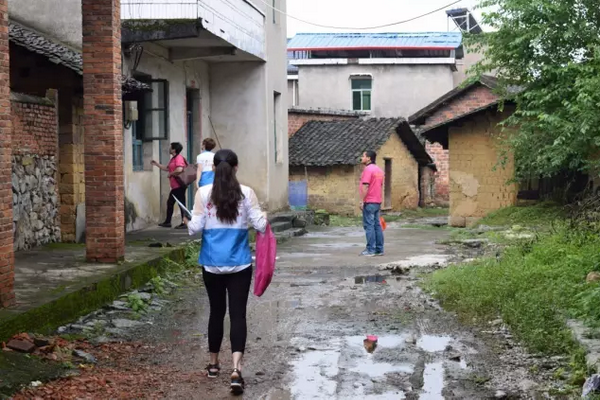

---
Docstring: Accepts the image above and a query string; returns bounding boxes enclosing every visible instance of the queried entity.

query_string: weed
[149,276,166,295]
[126,294,147,313]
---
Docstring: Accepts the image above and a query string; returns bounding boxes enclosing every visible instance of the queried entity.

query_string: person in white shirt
[196,138,216,187]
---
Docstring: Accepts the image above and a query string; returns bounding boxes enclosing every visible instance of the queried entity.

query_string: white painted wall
[8,0,82,48]
[121,0,266,59]
[297,64,456,118]
[123,45,211,230]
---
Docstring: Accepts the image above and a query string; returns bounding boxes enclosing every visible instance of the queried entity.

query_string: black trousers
[165,186,187,224]
[202,266,253,354]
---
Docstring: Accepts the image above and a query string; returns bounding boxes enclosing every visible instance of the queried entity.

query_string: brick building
[289,118,434,215]
[409,76,518,227]
[2,0,290,309]
[288,107,367,137]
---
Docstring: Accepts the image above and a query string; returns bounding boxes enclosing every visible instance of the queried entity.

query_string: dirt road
[17,224,541,399]
[122,224,537,399]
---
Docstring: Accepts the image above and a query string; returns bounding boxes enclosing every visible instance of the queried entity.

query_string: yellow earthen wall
[290,165,360,216]
[377,132,420,211]
[448,111,517,227]
[59,102,85,242]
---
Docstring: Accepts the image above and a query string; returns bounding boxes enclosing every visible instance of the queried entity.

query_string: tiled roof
[287,32,462,51]
[9,21,151,93]
[288,107,368,117]
[10,22,83,74]
[289,118,432,167]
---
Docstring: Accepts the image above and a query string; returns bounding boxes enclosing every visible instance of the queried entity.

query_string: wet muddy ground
[16,224,546,399]
[91,225,539,399]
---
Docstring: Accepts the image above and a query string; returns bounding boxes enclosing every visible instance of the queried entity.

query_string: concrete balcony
[121,0,266,60]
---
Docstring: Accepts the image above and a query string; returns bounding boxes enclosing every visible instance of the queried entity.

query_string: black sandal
[230,368,245,395]
[206,363,220,378]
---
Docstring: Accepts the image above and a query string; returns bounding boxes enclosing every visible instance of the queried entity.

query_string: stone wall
[448,111,517,227]
[11,92,60,250]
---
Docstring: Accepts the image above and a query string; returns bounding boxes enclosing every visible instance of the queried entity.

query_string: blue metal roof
[287,32,462,51]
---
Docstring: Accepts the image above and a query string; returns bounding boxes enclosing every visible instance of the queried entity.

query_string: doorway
[384,158,392,209]
[186,89,201,208]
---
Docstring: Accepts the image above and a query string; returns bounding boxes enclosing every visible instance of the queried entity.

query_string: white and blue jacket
[187,184,267,274]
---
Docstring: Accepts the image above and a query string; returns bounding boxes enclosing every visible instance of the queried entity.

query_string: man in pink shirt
[359,150,384,256]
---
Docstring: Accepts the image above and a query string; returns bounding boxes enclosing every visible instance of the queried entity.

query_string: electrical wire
[257,0,463,30]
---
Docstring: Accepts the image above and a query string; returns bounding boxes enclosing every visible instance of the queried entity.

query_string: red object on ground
[367,335,378,342]
[380,217,387,231]
[254,224,276,297]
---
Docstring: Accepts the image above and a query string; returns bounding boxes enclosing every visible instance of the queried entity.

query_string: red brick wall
[424,85,499,128]
[289,112,358,137]
[12,99,58,156]
[82,0,125,263]
[426,141,449,203]
[0,0,15,308]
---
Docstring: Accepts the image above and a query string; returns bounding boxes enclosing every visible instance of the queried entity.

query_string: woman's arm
[246,189,267,233]
[151,160,168,172]
[169,167,184,177]
[186,189,207,235]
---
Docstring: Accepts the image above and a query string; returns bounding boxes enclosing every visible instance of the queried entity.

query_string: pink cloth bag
[254,224,276,297]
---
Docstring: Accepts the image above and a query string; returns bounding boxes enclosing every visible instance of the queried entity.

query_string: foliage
[329,208,449,227]
[468,0,600,179]
[126,294,147,314]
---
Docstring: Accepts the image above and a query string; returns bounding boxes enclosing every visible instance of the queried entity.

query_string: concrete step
[271,221,293,233]
[269,213,297,224]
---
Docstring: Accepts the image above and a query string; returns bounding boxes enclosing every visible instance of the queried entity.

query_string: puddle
[420,362,444,399]
[354,275,387,284]
[346,335,406,349]
[417,335,453,353]
[290,347,340,399]
[349,358,414,377]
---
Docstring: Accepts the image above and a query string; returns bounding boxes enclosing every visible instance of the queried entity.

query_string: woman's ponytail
[210,149,243,224]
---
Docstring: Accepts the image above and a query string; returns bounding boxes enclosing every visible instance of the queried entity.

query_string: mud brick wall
[289,133,421,216]
[290,165,360,216]
[448,111,517,227]
[377,133,420,211]
[11,93,60,250]
[420,166,436,206]
[288,110,361,138]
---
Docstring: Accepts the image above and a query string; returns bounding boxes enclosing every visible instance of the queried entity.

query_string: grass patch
[329,208,449,227]
[475,201,564,228]
[425,226,600,382]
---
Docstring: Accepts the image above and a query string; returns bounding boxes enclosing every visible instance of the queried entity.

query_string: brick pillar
[0,0,14,308]
[82,0,125,262]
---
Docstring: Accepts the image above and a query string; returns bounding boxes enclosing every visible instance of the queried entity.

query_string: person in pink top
[359,150,385,256]
[151,142,188,229]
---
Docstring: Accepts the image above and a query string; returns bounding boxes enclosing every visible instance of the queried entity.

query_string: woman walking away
[151,142,188,229]
[185,149,267,395]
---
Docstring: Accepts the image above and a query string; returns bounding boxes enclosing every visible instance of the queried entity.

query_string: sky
[286,0,485,38]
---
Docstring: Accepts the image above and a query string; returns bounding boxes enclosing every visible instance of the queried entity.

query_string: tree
[468,0,600,180]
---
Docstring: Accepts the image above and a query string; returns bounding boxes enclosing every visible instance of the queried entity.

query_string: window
[140,79,169,141]
[351,78,372,111]
[132,122,144,171]
[274,91,281,163]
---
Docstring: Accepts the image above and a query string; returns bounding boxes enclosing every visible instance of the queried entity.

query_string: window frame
[141,79,169,141]
[351,77,372,112]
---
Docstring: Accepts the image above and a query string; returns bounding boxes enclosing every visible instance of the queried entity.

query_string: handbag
[254,224,276,297]
[175,157,197,187]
